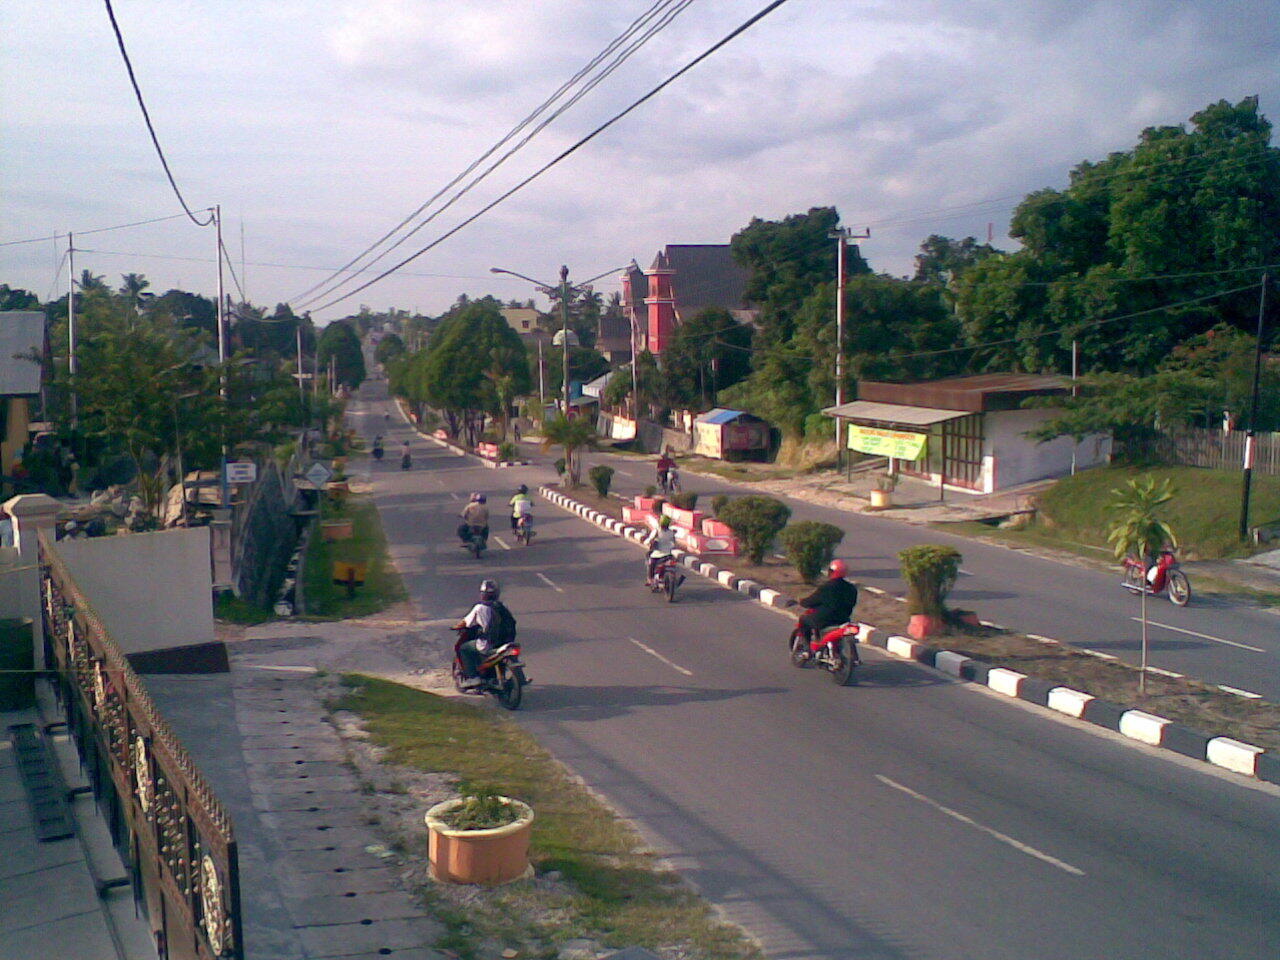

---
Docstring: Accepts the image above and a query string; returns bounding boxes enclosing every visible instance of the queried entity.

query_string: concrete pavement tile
[259,807,372,833]
[286,889,426,926]
[0,833,80,878]
[2,908,119,960]
[277,864,403,899]
[275,825,381,853]
[245,758,354,777]
[0,860,101,929]
[295,916,443,957]
[279,844,395,874]
[253,789,369,814]
[248,774,364,798]
[243,743,348,763]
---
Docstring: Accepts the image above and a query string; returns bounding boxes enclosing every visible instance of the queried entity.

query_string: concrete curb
[539,484,1280,787]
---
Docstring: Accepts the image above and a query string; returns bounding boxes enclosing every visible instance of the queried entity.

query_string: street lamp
[490,264,628,415]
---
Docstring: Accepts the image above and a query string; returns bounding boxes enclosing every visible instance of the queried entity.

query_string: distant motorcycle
[788,613,860,685]
[450,624,528,710]
[400,451,412,470]
[1122,548,1190,606]
[461,523,488,559]
[372,441,384,461]
[648,556,684,602]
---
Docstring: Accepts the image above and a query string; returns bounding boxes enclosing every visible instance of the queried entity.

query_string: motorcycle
[658,468,681,496]
[647,555,684,602]
[451,624,528,710]
[1122,548,1190,606]
[400,451,412,470]
[460,523,488,559]
[372,441,384,461]
[788,613,860,685]
[515,514,535,546]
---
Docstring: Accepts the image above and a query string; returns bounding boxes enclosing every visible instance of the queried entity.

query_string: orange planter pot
[425,798,534,886]
[908,614,945,640]
[321,520,354,541]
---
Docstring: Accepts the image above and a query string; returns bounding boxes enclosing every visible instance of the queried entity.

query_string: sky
[3,0,1278,324]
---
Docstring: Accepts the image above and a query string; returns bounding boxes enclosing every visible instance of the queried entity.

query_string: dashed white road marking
[536,572,564,593]
[492,536,512,550]
[1129,618,1265,653]
[628,637,693,677]
[876,775,1086,877]
[449,492,461,501]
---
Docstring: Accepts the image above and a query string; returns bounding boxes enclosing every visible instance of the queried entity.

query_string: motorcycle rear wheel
[1122,564,1145,593]
[664,569,678,602]
[1166,570,1191,606]
[494,665,523,710]
[831,639,858,686]
[450,661,467,694]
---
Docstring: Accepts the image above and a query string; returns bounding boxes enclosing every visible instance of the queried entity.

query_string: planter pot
[321,520,354,541]
[908,614,945,640]
[425,797,534,886]
[869,489,893,509]
[956,611,982,628]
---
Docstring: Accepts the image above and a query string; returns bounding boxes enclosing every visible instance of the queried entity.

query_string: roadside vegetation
[337,676,761,960]
[302,493,407,618]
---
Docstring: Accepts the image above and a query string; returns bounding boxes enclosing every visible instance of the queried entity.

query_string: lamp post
[490,264,628,415]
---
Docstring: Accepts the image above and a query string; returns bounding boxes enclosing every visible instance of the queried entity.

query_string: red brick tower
[644,251,676,355]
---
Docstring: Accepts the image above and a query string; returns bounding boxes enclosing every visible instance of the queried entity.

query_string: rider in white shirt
[644,515,678,585]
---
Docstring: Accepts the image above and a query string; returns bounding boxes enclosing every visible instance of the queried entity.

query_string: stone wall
[230,458,300,608]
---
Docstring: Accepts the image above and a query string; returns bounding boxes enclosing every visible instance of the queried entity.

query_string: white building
[825,374,1111,494]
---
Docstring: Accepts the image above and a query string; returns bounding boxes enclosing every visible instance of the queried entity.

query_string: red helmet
[828,559,848,579]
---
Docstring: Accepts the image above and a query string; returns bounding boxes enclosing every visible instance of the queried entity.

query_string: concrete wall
[986,408,1111,490]
[52,527,214,655]
[596,412,637,441]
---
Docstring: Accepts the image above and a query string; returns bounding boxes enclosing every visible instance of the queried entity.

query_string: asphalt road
[576,449,1280,702]
[349,383,1280,960]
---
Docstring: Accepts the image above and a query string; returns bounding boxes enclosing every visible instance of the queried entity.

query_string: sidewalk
[1,692,154,960]
[145,614,452,960]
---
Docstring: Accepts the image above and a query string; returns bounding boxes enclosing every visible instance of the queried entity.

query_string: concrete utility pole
[828,225,869,447]
[560,265,571,414]
[67,233,77,424]
[1239,273,1269,541]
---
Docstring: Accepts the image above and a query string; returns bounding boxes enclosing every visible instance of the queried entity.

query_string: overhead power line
[0,212,197,248]
[102,0,213,227]
[293,0,697,309]
[309,0,793,314]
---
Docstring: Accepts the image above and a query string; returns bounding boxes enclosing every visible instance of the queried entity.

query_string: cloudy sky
[3,0,1277,323]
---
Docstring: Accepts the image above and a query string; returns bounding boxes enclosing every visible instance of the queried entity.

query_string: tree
[1106,476,1178,693]
[316,321,366,390]
[0,285,39,311]
[374,332,406,366]
[718,495,791,564]
[76,269,107,294]
[660,308,754,409]
[118,273,151,309]
[913,235,1002,285]
[541,413,596,487]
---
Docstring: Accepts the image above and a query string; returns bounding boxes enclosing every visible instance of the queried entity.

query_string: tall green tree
[316,321,366,389]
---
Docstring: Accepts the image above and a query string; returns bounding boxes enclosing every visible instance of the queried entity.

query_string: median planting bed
[544,485,1280,759]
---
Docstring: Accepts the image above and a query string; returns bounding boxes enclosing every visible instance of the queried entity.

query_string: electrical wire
[290,0,686,304]
[0,212,198,248]
[102,0,213,227]
[44,249,70,303]
[294,0,697,309]
[309,0,793,314]
[218,236,247,303]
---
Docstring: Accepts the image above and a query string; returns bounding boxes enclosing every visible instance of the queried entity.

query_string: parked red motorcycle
[1121,547,1191,606]
[788,614,860,685]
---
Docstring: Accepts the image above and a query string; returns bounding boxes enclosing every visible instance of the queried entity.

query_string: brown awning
[822,400,969,428]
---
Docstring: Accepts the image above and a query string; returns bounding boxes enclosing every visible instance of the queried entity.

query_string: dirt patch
[551,487,1280,752]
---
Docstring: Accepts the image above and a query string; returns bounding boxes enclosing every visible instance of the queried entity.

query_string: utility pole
[1070,339,1079,476]
[214,205,229,508]
[560,265,571,415]
[828,225,869,448]
[1240,273,1269,541]
[67,233,77,425]
[537,335,546,405]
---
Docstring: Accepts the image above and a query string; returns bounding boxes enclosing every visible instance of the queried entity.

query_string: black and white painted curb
[540,484,1280,787]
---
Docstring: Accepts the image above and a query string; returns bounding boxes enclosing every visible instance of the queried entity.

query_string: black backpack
[489,601,517,646]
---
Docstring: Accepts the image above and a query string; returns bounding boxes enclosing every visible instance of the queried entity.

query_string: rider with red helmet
[797,559,859,651]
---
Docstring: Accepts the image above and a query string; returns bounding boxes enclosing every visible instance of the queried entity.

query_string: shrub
[718,495,791,564]
[898,544,961,618]
[553,457,567,477]
[436,792,521,831]
[588,465,614,499]
[780,521,845,583]
[497,441,517,462]
[643,484,657,498]
[711,493,729,516]
[669,491,698,511]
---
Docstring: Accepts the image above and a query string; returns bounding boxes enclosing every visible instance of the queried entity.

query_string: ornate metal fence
[39,530,242,960]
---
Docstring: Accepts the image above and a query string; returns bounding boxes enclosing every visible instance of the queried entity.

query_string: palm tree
[540,413,596,487]
[1106,476,1178,694]
[77,269,107,293]
[119,273,151,310]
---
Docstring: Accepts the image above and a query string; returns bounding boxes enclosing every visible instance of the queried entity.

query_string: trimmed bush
[718,495,791,564]
[588,465,614,499]
[669,491,698,511]
[497,441,516,462]
[711,493,729,517]
[780,521,845,583]
[898,544,961,618]
[553,457,567,477]
[643,484,657,498]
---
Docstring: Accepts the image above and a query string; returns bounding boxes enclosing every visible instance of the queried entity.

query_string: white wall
[52,527,214,655]
[987,408,1111,489]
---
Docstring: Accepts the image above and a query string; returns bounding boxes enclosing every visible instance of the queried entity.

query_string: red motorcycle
[648,556,684,602]
[788,613,860,685]
[450,624,529,710]
[1121,547,1191,606]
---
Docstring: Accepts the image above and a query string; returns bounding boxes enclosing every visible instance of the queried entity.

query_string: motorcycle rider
[656,450,675,492]
[400,439,412,469]
[644,515,678,586]
[459,492,489,548]
[455,579,515,690]
[797,560,859,657]
[509,484,534,533]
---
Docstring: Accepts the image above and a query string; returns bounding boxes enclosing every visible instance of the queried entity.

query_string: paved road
[350,383,1280,960]
[576,449,1280,702]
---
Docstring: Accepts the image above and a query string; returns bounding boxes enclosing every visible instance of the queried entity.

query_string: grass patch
[213,592,274,625]
[303,494,407,618]
[1033,463,1280,560]
[338,676,760,960]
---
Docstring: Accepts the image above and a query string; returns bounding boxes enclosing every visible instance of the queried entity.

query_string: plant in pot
[898,544,960,639]
[869,472,898,509]
[424,791,534,885]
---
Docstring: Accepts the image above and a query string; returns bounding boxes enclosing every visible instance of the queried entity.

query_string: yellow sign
[847,424,927,460]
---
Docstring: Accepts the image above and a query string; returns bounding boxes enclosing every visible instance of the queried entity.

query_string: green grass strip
[303,494,407,618]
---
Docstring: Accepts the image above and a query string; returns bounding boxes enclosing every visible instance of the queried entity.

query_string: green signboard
[847,424,928,460]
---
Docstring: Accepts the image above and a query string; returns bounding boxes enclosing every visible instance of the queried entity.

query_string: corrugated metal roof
[822,400,969,427]
[0,311,44,396]
[696,408,747,425]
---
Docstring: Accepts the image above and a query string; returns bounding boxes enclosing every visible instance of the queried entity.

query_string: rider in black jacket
[798,559,858,649]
